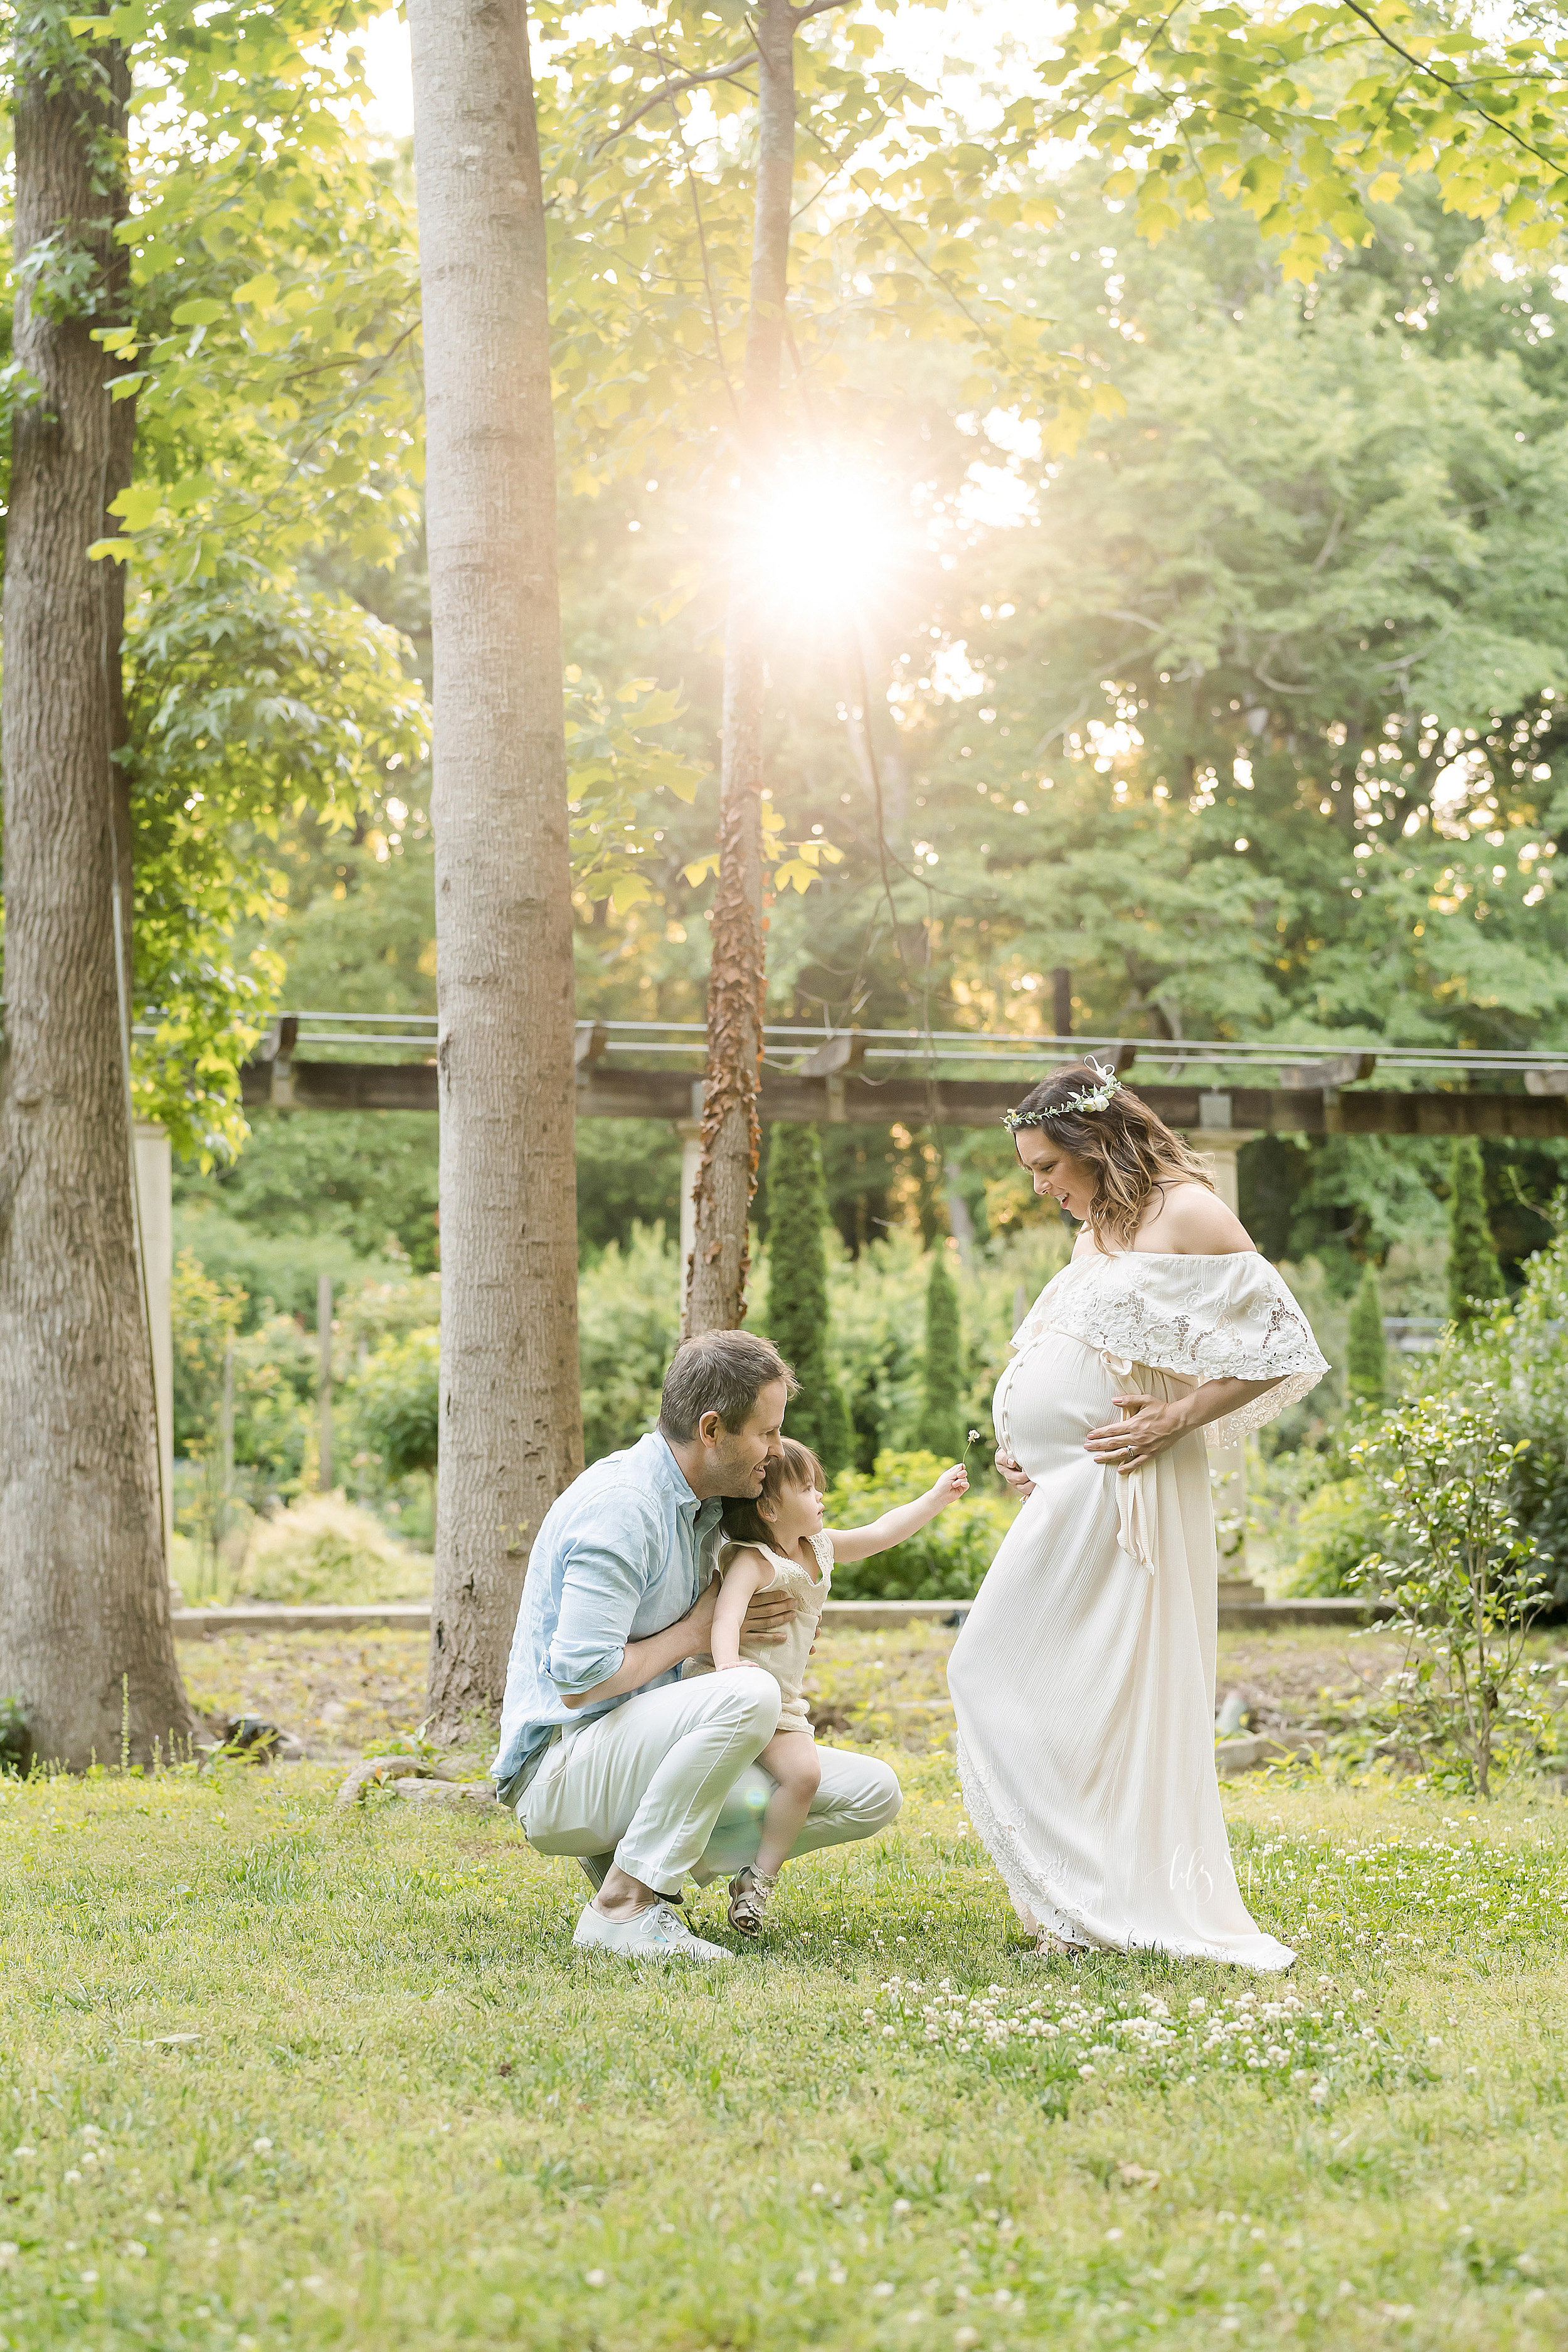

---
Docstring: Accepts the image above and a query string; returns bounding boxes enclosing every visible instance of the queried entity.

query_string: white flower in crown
[1003,1056,1122,1132]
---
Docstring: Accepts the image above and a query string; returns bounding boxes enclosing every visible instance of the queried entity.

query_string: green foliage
[228,1314,318,1494]
[236,1495,430,1605]
[0,1696,28,1777]
[348,1332,439,1483]
[916,1249,965,1461]
[762,1127,849,1476]
[1274,1475,1385,1601]
[564,672,705,915]
[171,1205,400,1330]
[1347,1264,1387,1406]
[576,1122,682,1261]
[1351,1382,1549,1797]
[14,1,439,1157]
[1031,3,1568,289]
[577,1224,682,1466]
[170,1247,245,1454]
[1448,1139,1505,1325]
[825,1452,1017,1602]
[1431,1224,1568,1610]
[127,586,431,1160]
[540,2,1099,499]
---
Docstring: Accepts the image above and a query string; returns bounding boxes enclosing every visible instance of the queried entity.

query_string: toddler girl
[706,1437,969,1937]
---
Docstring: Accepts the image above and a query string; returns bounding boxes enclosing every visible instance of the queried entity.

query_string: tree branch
[1333,0,1564,174]
[596,53,760,151]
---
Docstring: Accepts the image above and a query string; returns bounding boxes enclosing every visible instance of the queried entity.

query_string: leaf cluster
[1025,0,1568,286]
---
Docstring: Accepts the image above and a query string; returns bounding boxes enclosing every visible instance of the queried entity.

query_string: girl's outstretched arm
[830,1465,969,1563]
[709,1549,771,1668]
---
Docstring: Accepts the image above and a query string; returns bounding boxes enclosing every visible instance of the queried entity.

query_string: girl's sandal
[727,1867,776,1938]
[1029,1929,1084,1963]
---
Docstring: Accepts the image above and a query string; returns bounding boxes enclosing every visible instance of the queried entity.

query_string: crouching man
[492,1331,902,1962]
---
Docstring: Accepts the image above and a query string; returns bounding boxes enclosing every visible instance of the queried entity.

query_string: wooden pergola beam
[237,1058,1568,1139]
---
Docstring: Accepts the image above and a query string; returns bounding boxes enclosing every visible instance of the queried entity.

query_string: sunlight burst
[750,464,903,618]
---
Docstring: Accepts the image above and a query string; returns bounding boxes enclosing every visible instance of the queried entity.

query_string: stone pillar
[132,1123,174,1559]
[1184,1122,1260,1591]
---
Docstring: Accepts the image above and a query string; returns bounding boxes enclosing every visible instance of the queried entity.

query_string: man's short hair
[658,1330,798,1443]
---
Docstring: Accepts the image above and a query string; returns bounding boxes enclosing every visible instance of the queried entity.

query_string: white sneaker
[573,1898,734,1963]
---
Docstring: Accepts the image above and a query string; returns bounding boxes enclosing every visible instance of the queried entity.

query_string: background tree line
[6,0,1568,1761]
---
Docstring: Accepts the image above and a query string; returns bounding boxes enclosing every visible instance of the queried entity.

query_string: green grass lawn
[1,1750,1565,2351]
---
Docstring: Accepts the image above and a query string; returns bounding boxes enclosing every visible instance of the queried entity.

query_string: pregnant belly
[995,1333,1123,1485]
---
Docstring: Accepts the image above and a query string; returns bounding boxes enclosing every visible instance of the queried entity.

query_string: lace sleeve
[1014,1251,1329,1446]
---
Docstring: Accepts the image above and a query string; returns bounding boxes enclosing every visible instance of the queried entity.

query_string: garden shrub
[1455,1224,1568,1607]
[916,1248,965,1459]
[1346,1263,1387,1405]
[1447,1136,1505,1324]
[824,1450,1017,1600]
[1273,1473,1386,1597]
[349,1329,439,1480]
[1350,1380,1549,1796]
[238,1495,432,1604]
[761,1126,850,1475]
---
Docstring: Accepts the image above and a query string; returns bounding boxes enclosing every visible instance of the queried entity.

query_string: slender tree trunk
[410,0,583,1734]
[682,0,797,1338]
[0,20,196,1769]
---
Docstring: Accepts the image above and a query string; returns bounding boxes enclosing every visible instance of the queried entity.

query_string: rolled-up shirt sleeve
[546,1495,661,1695]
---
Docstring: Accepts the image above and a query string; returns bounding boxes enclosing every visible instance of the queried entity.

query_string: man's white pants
[518,1667,902,1897]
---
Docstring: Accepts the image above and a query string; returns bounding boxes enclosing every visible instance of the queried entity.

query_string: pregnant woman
[948,1059,1328,1970]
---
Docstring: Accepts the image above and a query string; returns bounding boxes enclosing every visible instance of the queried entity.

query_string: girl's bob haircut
[720,1435,825,1550]
[1009,1060,1214,1251]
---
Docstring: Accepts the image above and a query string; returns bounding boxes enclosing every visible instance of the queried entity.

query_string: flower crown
[1002,1056,1122,1132]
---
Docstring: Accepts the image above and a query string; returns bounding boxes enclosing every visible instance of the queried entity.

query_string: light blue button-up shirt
[491,1431,726,1796]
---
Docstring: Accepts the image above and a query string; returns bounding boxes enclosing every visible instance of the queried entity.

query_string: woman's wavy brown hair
[1009,1062,1214,1251]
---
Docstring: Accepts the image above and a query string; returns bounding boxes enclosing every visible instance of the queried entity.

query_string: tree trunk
[682,0,797,1338]
[0,23,196,1770]
[410,0,583,1734]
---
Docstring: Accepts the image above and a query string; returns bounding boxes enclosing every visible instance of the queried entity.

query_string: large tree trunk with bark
[410,0,583,1734]
[682,0,797,1338]
[0,23,196,1770]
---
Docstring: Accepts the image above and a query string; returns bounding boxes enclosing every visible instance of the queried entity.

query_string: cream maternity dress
[948,1248,1328,1972]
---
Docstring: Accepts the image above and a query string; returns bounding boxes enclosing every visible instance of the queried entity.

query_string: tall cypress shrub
[918,1246,965,1458]
[1346,1263,1387,1406]
[762,1125,849,1474]
[1447,1138,1505,1325]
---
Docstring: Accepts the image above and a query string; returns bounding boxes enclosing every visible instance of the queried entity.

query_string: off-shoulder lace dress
[949,1249,1328,1972]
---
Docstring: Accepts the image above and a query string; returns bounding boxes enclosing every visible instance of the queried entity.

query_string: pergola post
[675,1083,705,1293]
[132,1122,174,1564]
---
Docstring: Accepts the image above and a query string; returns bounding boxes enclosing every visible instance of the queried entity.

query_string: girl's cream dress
[690,1530,833,1732]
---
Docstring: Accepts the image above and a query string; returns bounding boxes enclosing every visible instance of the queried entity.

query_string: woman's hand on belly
[1084,1392,1187,1473]
[994,1446,1037,1499]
